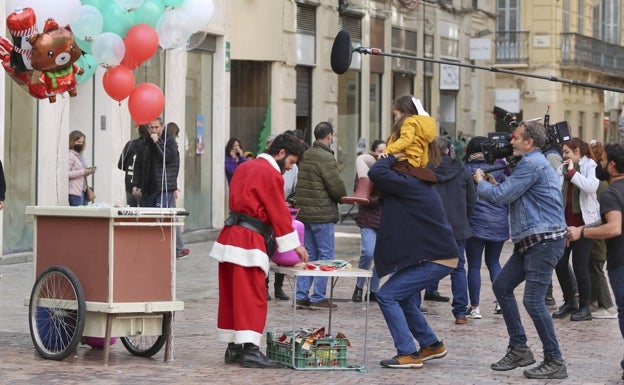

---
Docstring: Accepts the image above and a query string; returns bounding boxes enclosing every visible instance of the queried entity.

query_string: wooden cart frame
[25,206,186,365]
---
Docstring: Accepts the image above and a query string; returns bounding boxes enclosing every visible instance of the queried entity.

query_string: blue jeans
[376,261,453,355]
[423,240,468,318]
[356,227,380,293]
[608,266,624,339]
[466,237,504,306]
[69,193,86,206]
[492,238,565,359]
[296,223,335,302]
[146,192,174,208]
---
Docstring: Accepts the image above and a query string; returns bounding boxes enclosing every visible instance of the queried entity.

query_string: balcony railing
[561,33,624,76]
[495,31,529,64]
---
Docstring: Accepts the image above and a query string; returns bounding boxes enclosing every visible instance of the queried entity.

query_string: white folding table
[270,263,372,370]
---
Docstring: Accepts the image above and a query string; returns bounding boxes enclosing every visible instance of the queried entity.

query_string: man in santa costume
[209,133,309,368]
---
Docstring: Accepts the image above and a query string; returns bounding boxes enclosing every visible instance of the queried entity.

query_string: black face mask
[73,144,83,152]
[595,162,610,181]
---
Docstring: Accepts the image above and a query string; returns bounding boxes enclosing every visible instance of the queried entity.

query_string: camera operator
[473,120,568,379]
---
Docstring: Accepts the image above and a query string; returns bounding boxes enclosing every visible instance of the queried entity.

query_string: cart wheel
[28,265,86,360]
[120,312,171,357]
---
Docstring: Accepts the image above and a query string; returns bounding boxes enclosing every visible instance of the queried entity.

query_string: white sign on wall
[469,38,491,60]
[495,88,521,113]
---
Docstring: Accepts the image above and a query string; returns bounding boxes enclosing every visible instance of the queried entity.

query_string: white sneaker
[494,301,502,314]
[592,306,618,319]
[468,307,482,319]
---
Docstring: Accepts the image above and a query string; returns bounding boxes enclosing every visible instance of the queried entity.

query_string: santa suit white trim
[209,154,302,346]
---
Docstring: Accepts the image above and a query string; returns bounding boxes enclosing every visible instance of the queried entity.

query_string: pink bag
[272,209,305,266]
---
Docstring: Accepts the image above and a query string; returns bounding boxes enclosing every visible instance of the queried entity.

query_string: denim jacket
[477,150,566,244]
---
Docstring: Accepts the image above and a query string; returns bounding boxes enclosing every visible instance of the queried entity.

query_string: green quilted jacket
[294,141,347,223]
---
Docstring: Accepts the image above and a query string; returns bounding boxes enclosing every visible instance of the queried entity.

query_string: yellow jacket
[384,115,437,168]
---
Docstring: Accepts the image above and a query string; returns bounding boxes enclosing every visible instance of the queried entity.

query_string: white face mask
[329,135,336,150]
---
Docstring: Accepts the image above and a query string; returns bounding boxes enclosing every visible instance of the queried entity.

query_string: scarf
[561,163,581,214]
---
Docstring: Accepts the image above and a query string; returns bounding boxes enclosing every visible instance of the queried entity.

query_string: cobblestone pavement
[1,222,623,384]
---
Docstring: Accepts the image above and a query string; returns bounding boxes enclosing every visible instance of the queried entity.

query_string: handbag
[86,186,96,202]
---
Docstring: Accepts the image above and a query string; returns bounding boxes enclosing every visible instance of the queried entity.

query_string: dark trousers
[266,273,285,289]
[555,238,593,308]
[589,259,615,309]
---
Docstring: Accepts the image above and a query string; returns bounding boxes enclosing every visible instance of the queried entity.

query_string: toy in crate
[267,327,349,368]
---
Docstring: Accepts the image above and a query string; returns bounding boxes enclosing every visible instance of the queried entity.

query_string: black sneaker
[523,356,567,379]
[491,345,536,371]
[424,291,450,302]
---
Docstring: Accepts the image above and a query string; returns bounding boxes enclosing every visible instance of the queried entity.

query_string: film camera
[481,106,571,164]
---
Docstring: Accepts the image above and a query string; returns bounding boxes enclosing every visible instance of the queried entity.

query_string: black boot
[224,343,243,364]
[570,306,592,321]
[239,343,283,368]
[368,291,377,302]
[274,287,290,301]
[552,302,578,319]
[352,286,363,302]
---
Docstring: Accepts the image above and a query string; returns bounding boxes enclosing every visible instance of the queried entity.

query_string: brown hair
[389,95,418,139]
[588,140,603,163]
[166,122,180,137]
[69,130,85,149]
[563,137,589,158]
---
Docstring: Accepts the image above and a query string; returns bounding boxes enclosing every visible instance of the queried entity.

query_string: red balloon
[123,24,159,69]
[128,83,165,124]
[102,65,135,102]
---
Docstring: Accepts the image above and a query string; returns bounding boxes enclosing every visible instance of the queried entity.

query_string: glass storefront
[3,81,36,253]
[337,70,361,194]
[184,50,214,230]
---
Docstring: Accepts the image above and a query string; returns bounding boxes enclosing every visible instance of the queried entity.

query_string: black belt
[225,211,275,256]
[225,211,273,238]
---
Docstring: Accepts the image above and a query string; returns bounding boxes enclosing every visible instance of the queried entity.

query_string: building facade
[1,0,623,255]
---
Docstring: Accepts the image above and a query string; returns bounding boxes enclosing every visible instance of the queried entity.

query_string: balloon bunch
[2,0,214,122]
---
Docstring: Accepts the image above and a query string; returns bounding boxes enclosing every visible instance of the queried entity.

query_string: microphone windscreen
[331,30,352,75]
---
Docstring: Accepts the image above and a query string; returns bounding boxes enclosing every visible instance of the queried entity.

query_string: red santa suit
[209,153,300,346]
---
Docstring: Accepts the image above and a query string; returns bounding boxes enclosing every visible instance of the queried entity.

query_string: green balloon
[76,37,93,54]
[75,54,98,84]
[135,0,166,28]
[81,0,108,12]
[101,2,136,38]
[164,0,185,7]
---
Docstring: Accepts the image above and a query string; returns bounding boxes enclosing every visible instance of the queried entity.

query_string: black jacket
[133,131,179,196]
[117,138,146,193]
[427,153,475,240]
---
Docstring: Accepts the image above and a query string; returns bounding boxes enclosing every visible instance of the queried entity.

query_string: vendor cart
[25,206,187,365]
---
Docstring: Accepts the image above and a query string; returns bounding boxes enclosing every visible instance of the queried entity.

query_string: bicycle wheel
[121,312,171,357]
[29,265,86,360]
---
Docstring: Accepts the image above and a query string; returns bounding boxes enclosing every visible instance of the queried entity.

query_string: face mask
[595,162,610,181]
[329,136,336,150]
[73,144,83,152]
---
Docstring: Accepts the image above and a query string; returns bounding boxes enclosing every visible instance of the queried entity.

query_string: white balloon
[177,0,214,32]
[72,5,104,41]
[92,32,125,67]
[156,9,192,50]
[5,0,31,14]
[185,31,207,51]
[29,0,82,31]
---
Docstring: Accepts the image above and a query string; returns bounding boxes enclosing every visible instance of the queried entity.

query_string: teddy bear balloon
[28,18,84,103]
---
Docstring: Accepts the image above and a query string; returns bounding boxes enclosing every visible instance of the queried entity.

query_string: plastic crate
[266,331,348,368]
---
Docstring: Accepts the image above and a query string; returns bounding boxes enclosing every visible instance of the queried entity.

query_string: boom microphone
[330,30,353,74]
[331,31,624,93]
